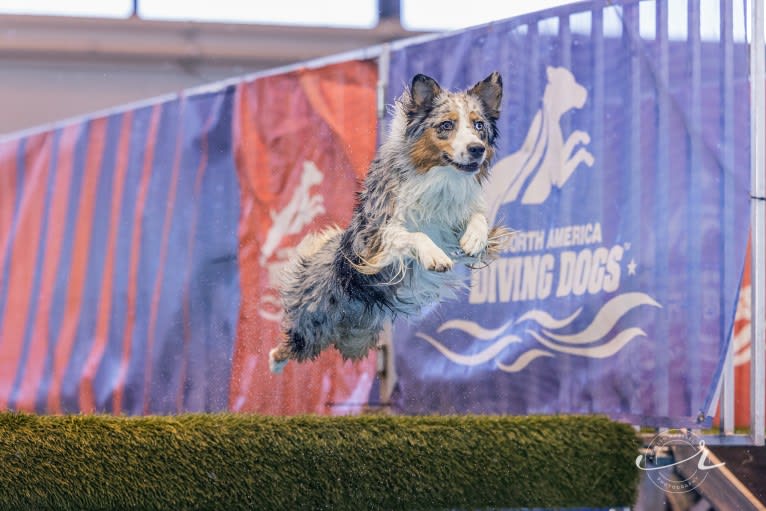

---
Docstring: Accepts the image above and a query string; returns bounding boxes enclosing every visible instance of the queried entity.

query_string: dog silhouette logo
[487,66,594,221]
[258,160,326,322]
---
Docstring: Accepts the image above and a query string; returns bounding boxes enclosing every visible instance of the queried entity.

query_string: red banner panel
[716,239,766,428]
[230,60,379,414]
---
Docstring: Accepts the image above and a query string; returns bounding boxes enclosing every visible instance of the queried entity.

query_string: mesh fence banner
[387,0,750,426]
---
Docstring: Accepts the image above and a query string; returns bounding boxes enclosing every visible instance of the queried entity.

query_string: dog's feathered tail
[269,225,391,372]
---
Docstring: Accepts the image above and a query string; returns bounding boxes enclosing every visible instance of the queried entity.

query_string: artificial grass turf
[0,413,640,510]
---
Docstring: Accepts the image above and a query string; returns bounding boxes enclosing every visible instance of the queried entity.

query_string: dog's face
[405,72,502,179]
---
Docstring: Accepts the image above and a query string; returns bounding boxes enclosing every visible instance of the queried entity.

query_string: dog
[268,72,510,373]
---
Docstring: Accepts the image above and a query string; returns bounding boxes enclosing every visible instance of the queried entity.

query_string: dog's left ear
[469,72,503,120]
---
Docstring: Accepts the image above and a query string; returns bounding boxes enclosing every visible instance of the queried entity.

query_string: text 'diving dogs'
[269,72,511,373]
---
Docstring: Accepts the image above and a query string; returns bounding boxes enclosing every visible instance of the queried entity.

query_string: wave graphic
[529,327,648,358]
[436,319,513,339]
[542,292,661,345]
[416,292,661,372]
[516,308,582,329]
[416,333,520,366]
[496,349,554,372]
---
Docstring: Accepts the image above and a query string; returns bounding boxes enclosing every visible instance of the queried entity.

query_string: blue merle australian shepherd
[269,72,510,373]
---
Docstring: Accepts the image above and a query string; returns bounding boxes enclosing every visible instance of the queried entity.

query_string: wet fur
[269,72,510,372]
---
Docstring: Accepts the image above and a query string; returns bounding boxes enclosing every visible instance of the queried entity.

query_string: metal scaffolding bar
[720,0,737,437]
[751,0,766,446]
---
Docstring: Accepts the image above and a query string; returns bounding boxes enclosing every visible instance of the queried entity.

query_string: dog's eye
[474,120,485,131]
[438,120,454,131]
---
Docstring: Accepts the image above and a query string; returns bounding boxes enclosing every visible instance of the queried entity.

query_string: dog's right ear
[409,74,442,111]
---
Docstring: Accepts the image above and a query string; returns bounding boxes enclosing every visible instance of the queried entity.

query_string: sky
[0,0,752,39]
[0,0,579,28]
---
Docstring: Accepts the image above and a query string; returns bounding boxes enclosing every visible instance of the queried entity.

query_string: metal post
[376,43,395,409]
[378,0,401,25]
[656,0,671,420]
[689,0,703,413]
[720,0,737,437]
[376,43,390,145]
[750,0,766,446]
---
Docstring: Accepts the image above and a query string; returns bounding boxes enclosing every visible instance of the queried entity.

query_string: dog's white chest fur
[400,166,482,228]
[393,167,484,308]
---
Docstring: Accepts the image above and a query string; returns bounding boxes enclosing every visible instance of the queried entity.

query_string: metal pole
[721,0,737,436]
[750,0,766,446]
[376,44,396,409]
[378,0,401,24]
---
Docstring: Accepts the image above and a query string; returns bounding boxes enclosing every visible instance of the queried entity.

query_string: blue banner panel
[0,88,241,415]
[389,0,750,426]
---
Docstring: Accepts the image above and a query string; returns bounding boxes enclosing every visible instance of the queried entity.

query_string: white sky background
[0,0,577,27]
[0,0,752,39]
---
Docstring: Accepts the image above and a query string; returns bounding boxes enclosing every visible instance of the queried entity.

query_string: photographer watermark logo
[635,429,725,494]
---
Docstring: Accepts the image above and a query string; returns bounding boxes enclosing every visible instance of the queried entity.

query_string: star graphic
[627,258,637,276]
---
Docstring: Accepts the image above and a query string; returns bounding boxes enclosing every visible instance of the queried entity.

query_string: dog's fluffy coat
[269,72,509,373]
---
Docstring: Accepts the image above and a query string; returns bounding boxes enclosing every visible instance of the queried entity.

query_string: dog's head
[404,72,502,179]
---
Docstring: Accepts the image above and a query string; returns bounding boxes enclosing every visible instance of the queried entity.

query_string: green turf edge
[0,413,640,511]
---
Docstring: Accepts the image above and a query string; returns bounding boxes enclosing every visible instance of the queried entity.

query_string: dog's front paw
[460,214,489,256]
[421,244,454,272]
[412,233,453,272]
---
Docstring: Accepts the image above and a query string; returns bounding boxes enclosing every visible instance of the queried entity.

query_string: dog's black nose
[467,144,485,158]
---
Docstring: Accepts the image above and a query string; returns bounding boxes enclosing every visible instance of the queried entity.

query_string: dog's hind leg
[334,329,381,361]
[268,338,292,374]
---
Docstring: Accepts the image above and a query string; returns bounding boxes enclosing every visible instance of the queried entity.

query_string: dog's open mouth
[443,154,480,173]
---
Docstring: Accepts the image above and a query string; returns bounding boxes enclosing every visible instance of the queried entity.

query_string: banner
[0,90,242,414]
[389,1,750,426]
[0,60,379,416]
[0,0,754,424]
[713,239,766,428]
[229,60,379,414]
